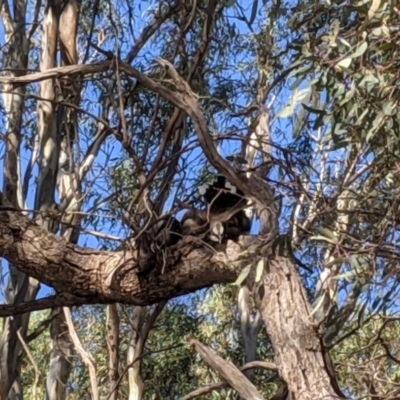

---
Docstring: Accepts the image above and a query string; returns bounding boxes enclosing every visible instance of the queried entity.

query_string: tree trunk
[34,1,74,399]
[238,285,262,384]
[127,307,146,400]
[106,305,120,400]
[45,312,72,400]
[256,257,341,400]
[0,1,35,398]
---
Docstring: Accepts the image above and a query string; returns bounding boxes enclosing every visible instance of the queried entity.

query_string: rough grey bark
[256,257,341,400]
[0,199,250,311]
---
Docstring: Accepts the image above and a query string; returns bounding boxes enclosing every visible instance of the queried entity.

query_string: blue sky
[0,0,397,325]
[0,0,279,300]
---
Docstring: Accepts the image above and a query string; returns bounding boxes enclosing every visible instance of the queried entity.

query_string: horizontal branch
[0,61,114,86]
[0,294,89,317]
[0,194,255,310]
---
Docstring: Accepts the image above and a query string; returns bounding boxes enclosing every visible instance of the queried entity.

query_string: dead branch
[64,307,99,400]
[186,336,265,400]
[181,360,278,400]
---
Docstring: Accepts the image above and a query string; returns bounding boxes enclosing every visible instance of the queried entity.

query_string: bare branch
[16,328,40,399]
[187,336,265,400]
[26,311,59,343]
[0,294,88,317]
[0,61,114,86]
[64,307,99,400]
[181,360,278,400]
[125,1,180,64]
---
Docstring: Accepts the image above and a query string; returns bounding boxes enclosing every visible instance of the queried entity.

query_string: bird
[179,174,252,244]
[224,210,252,240]
[199,174,251,241]
[199,174,247,213]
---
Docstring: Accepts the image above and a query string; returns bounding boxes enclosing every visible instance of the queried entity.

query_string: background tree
[1,0,400,399]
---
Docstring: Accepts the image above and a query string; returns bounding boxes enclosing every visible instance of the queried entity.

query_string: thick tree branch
[0,194,256,311]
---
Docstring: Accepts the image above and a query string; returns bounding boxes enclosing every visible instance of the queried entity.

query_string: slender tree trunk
[35,0,62,225]
[45,311,73,400]
[126,303,166,400]
[45,1,82,399]
[106,305,120,400]
[238,285,262,384]
[127,307,146,400]
[0,1,35,399]
[32,2,74,399]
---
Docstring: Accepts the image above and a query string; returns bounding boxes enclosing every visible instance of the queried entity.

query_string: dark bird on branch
[180,174,252,244]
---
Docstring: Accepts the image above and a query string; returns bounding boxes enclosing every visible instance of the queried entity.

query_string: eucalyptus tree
[1,0,400,400]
